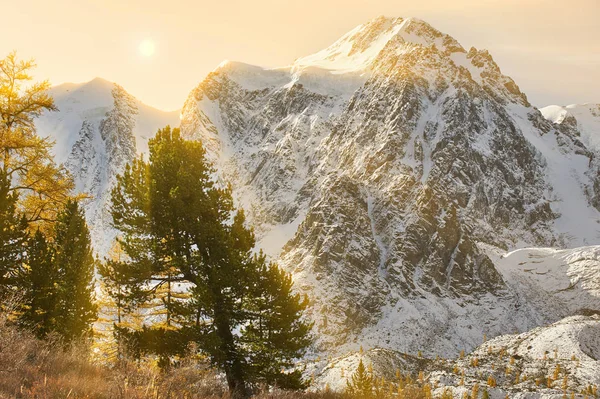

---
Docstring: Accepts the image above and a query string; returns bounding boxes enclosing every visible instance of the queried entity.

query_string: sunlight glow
[139,39,155,57]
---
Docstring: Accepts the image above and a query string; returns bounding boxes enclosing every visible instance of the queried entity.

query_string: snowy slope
[316,315,600,397]
[354,245,600,360]
[491,246,600,317]
[442,315,600,398]
[294,16,462,75]
[541,103,600,153]
[36,78,180,254]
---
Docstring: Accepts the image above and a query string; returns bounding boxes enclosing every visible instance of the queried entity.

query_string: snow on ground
[330,245,600,361]
[37,78,113,162]
[293,16,405,74]
[213,61,291,92]
[293,16,448,75]
[257,211,307,258]
[490,245,600,316]
[454,315,600,398]
[311,347,427,392]
[313,315,600,397]
[315,315,600,397]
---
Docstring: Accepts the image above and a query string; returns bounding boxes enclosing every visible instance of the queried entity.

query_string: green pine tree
[53,200,97,343]
[243,255,312,389]
[346,359,374,397]
[19,230,57,338]
[108,126,312,397]
[0,170,28,292]
[96,241,136,363]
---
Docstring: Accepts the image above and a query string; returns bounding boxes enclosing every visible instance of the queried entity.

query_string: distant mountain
[36,78,180,254]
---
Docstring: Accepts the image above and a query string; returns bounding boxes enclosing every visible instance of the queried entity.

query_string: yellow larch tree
[0,52,74,231]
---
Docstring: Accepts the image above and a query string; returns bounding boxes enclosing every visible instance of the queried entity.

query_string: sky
[2,0,598,111]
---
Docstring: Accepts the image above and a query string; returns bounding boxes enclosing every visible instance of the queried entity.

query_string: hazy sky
[2,0,598,111]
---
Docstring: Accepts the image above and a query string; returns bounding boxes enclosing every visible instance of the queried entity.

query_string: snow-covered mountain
[179,15,600,360]
[36,78,180,253]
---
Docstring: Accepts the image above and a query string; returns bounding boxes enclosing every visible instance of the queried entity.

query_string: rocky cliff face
[180,16,600,356]
[314,245,600,394]
[64,84,138,254]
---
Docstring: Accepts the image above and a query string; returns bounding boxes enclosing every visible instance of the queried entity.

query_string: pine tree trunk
[166,277,171,327]
[213,302,248,398]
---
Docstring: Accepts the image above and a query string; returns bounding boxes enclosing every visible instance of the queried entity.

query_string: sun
[139,39,156,57]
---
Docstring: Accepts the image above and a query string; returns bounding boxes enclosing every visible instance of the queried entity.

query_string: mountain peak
[292,16,462,74]
[87,76,114,86]
[50,77,117,106]
[52,76,114,92]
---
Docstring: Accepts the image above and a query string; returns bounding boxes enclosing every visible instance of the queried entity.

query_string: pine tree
[243,255,312,389]
[0,170,28,291]
[18,230,57,338]
[53,200,97,343]
[98,242,128,326]
[346,359,373,397]
[96,241,131,363]
[108,126,312,397]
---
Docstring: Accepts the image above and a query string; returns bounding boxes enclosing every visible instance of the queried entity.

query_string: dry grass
[0,301,229,399]
[0,310,443,399]
[0,302,354,399]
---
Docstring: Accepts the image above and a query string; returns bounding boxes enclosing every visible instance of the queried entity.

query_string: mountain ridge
[50,77,181,112]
